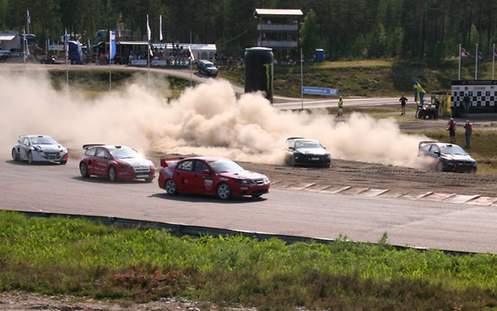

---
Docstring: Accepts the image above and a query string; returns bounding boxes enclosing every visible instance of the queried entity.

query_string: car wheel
[79,163,89,178]
[27,152,33,165]
[217,183,231,200]
[165,179,178,195]
[251,193,263,199]
[11,149,18,161]
[145,177,154,183]
[288,156,296,166]
[60,160,67,165]
[108,166,117,182]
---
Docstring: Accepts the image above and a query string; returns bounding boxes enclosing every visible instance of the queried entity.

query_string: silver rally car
[11,135,68,165]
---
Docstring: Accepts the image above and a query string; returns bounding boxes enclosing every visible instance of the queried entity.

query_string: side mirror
[434,151,441,157]
[289,147,295,151]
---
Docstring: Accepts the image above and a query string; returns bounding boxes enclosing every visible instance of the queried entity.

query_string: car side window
[194,160,209,173]
[429,145,440,154]
[95,148,108,159]
[85,148,96,156]
[23,137,30,146]
[177,160,193,171]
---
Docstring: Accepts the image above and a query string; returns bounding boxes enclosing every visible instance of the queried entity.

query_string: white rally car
[11,135,68,165]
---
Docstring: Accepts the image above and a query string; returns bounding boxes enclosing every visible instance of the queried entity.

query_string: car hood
[441,154,475,162]
[32,144,66,152]
[219,170,267,180]
[295,148,329,156]
[117,157,154,167]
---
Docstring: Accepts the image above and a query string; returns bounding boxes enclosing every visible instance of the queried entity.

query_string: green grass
[220,59,497,98]
[48,70,190,99]
[2,212,497,310]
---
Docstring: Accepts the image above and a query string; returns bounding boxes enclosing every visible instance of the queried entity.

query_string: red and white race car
[158,157,270,200]
[79,144,155,182]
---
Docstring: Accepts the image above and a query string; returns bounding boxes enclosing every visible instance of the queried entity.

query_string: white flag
[146,14,151,41]
[159,15,163,41]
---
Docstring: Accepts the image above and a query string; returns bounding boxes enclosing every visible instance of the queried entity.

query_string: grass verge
[2,211,497,310]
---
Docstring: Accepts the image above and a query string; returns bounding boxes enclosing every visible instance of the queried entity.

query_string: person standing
[399,95,408,116]
[337,96,344,118]
[448,118,457,143]
[464,120,473,149]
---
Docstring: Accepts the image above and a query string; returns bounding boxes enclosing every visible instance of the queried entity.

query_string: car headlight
[263,177,270,184]
[238,179,252,185]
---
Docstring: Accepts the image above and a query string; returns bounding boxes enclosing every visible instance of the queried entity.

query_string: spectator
[399,95,408,116]
[464,120,473,149]
[448,118,457,144]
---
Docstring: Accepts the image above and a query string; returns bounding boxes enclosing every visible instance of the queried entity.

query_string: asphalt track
[2,157,497,254]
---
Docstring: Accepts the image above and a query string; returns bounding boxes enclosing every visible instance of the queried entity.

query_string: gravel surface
[0,291,254,311]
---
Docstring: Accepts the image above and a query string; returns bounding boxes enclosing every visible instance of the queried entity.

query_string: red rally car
[158,157,270,200]
[79,144,155,182]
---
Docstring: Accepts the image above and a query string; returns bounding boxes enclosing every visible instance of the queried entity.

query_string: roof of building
[0,31,17,41]
[254,8,303,17]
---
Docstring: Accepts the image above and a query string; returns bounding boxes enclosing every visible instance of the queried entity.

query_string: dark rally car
[418,141,477,173]
[285,137,331,168]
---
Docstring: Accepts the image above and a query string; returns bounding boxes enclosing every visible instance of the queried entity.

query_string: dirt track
[240,159,497,197]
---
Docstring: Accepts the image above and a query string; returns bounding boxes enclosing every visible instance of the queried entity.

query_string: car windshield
[441,145,467,155]
[209,160,244,173]
[295,141,321,149]
[109,147,140,159]
[30,136,57,145]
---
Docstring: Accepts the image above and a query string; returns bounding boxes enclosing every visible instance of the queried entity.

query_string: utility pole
[300,47,304,110]
[493,43,495,81]
[458,44,462,80]
[475,43,479,80]
[190,30,193,88]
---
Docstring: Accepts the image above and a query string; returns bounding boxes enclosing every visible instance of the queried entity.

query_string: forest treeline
[1,0,496,62]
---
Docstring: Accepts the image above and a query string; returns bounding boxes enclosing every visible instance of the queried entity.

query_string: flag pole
[65,29,69,88]
[190,30,193,88]
[146,14,151,84]
[475,43,478,80]
[108,31,112,91]
[458,44,462,80]
[493,43,495,81]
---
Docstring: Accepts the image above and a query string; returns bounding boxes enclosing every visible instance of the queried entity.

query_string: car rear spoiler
[82,144,105,150]
[286,137,305,141]
[418,140,438,149]
[160,157,184,168]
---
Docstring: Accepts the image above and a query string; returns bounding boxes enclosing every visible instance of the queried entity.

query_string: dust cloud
[0,69,427,167]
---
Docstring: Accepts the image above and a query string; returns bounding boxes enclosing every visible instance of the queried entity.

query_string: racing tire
[79,163,89,178]
[217,183,231,200]
[27,152,33,165]
[11,149,18,161]
[164,179,178,195]
[251,193,263,199]
[108,166,118,182]
[60,160,67,165]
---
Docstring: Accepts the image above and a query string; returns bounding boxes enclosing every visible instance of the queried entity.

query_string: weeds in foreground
[1,211,497,310]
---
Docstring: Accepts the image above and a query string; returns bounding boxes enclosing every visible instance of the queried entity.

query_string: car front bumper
[237,184,270,197]
[442,161,477,173]
[294,155,331,167]
[32,151,68,163]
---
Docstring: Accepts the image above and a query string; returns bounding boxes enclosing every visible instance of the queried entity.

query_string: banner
[109,30,116,61]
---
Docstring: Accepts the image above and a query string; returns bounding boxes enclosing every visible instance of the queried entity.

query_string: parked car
[158,156,270,200]
[79,144,155,182]
[197,60,218,77]
[418,141,477,173]
[285,137,331,167]
[11,135,68,164]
